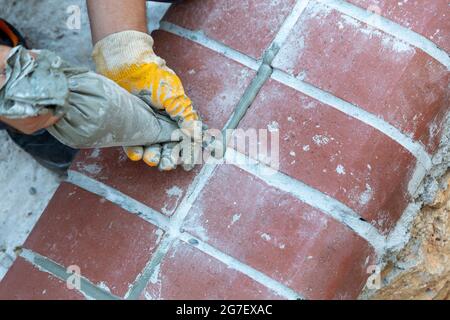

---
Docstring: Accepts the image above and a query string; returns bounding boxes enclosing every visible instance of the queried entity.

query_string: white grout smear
[261,233,272,241]
[336,164,346,175]
[78,163,102,175]
[359,184,373,206]
[161,186,183,215]
[312,134,330,146]
[166,186,183,197]
[228,213,241,228]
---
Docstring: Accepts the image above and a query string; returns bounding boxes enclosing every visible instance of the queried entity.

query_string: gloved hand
[92,30,202,171]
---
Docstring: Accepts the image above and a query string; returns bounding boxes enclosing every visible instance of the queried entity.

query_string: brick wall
[1,0,448,300]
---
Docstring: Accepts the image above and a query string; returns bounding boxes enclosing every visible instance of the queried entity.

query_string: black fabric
[6,128,79,175]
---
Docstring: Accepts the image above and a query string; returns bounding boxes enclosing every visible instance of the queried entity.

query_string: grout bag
[0,46,180,149]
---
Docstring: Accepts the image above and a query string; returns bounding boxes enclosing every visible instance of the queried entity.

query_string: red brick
[0,257,84,300]
[182,165,375,299]
[272,2,449,154]
[164,0,297,59]
[24,183,163,298]
[236,79,416,233]
[72,148,200,217]
[347,0,450,52]
[153,30,256,129]
[142,241,283,300]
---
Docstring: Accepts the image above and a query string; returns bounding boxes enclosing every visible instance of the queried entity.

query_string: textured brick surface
[182,165,375,299]
[272,2,449,153]
[347,0,450,52]
[164,0,297,59]
[23,183,164,297]
[0,257,84,300]
[72,148,201,217]
[236,79,417,233]
[4,0,447,300]
[142,241,283,300]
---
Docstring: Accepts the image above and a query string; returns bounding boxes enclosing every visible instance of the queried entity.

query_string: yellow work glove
[92,31,202,171]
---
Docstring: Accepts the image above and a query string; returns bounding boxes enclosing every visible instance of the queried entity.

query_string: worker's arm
[87,0,148,44]
[87,0,202,171]
[0,45,60,134]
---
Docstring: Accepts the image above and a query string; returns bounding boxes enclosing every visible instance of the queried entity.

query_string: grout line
[19,248,120,300]
[12,0,429,300]
[123,2,309,292]
[384,202,423,253]
[226,149,386,254]
[268,0,311,52]
[66,170,184,299]
[146,3,387,296]
[316,0,450,69]
[223,64,273,131]
[159,0,434,174]
[67,170,170,231]
[159,3,433,176]
[159,21,260,71]
[271,69,433,171]
[67,164,305,299]
[114,14,309,293]
[60,1,424,298]
[125,164,218,299]
[159,0,311,134]
[178,232,304,300]
[125,234,174,300]
[223,0,312,130]
[408,162,428,197]
[169,164,218,230]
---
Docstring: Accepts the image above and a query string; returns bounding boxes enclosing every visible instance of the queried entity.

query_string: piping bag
[0,46,180,149]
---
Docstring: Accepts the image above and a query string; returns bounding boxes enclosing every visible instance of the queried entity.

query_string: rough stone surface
[363,174,450,300]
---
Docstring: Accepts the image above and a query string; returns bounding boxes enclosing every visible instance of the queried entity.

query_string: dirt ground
[0,0,448,299]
